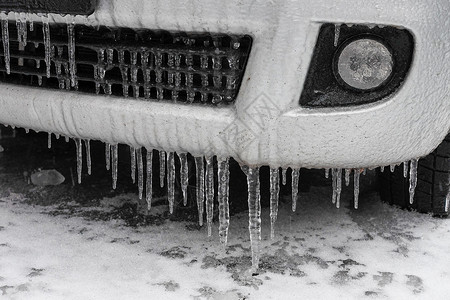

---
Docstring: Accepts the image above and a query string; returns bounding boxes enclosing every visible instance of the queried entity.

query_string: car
[0,0,448,270]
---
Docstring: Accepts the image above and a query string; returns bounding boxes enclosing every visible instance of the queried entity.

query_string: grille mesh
[0,21,252,105]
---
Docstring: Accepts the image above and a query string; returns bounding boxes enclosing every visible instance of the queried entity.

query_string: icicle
[75,138,83,184]
[111,144,118,189]
[146,150,153,210]
[85,140,91,175]
[48,133,52,149]
[65,136,70,143]
[130,146,136,184]
[67,22,77,88]
[403,161,409,178]
[334,24,341,47]
[291,168,300,212]
[332,169,343,208]
[325,168,330,179]
[242,166,261,272]
[409,159,418,204]
[195,157,205,226]
[390,164,396,172]
[179,153,189,206]
[380,166,385,172]
[16,13,27,47]
[159,150,166,188]
[205,156,215,236]
[362,168,367,175]
[41,18,51,78]
[354,170,360,209]
[269,168,280,240]
[105,143,111,171]
[137,148,143,199]
[445,187,449,213]
[218,157,230,245]
[345,169,351,186]
[168,152,176,214]
[1,18,10,74]
[282,168,287,185]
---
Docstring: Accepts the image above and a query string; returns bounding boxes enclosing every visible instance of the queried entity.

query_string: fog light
[336,38,393,90]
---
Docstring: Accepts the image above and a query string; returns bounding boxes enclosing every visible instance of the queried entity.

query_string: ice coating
[354,169,360,209]
[137,148,144,200]
[409,159,418,204]
[130,147,136,184]
[111,144,118,189]
[85,140,92,175]
[146,150,153,210]
[179,153,189,206]
[205,156,215,236]
[75,138,82,184]
[194,157,205,226]
[291,168,299,212]
[159,151,166,188]
[1,18,10,74]
[167,152,175,214]
[269,168,280,239]
[217,157,230,245]
[242,166,261,271]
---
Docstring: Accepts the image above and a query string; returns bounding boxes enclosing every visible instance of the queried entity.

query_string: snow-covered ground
[0,180,449,299]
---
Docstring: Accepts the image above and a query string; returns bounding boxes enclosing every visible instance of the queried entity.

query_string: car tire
[378,133,449,217]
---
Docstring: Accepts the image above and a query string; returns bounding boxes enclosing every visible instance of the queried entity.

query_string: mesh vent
[0,21,252,105]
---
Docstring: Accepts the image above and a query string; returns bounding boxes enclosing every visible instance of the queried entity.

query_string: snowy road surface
[0,182,449,299]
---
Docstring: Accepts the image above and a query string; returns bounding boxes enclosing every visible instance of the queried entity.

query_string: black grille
[0,21,252,106]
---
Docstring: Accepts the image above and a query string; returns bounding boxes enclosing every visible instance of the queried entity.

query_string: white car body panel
[0,0,449,168]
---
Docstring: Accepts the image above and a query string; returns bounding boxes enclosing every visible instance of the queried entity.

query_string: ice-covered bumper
[0,0,449,169]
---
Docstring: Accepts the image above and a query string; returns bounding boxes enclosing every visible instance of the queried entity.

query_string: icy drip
[325,168,330,179]
[67,23,77,88]
[75,138,83,184]
[105,143,111,170]
[242,166,261,271]
[85,140,91,175]
[179,153,189,206]
[1,18,10,74]
[354,170,360,209]
[282,168,287,185]
[269,168,280,240]
[217,157,230,245]
[205,156,215,236]
[194,157,205,226]
[168,152,176,214]
[345,169,351,186]
[159,151,166,188]
[334,24,341,47]
[403,161,409,178]
[136,148,144,199]
[390,164,396,172]
[111,145,118,189]
[380,166,385,172]
[146,150,153,210]
[332,168,343,208]
[409,159,418,204]
[48,133,52,149]
[130,146,136,184]
[291,169,300,212]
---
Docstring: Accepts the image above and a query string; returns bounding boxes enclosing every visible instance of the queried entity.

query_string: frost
[195,157,205,226]
[217,157,230,245]
[205,156,215,236]
[269,168,280,239]
[291,168,300,212]
[167,152,176,214]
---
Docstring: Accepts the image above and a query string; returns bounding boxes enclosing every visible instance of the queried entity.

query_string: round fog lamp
[336,38,393,90]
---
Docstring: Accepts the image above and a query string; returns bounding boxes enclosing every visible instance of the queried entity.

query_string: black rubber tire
[378,133,449,217]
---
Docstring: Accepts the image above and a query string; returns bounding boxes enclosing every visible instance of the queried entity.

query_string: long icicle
[111,144,118,189]
[291,168,300,212]
[42,17,51,78]
[146,150,153,210]
[105,143,111,171]
[195,157,205,226]
[205,156,215,236]
[1,17,10,74]
[269,168,280,239]
[75,138,83,184]
[159,150,166,188]
[67,22,77,88]
[179,153,189,206]
[130,146,136,184]
[354,169,360,209]
[242,166,261,272]
[218,157,230,245]
[409,159,418,204]
[137,148,144,200]
[168,152,175,214]
[84,140,91,175]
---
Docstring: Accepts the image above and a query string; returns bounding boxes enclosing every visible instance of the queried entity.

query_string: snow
[0,177,450,298]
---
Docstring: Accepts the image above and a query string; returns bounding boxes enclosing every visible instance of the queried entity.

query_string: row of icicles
[45,132,420,271]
